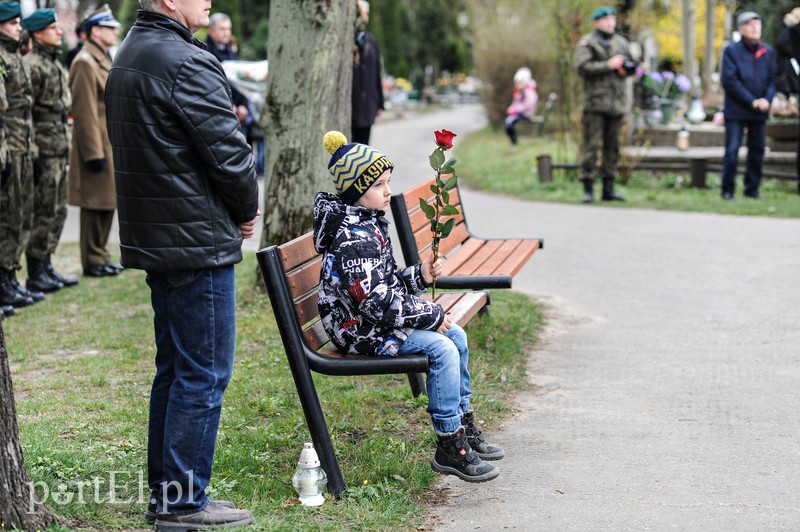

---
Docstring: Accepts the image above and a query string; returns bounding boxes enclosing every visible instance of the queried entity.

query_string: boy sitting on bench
[312,131,504,483]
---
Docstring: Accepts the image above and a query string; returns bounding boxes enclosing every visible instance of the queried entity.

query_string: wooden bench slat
[285,257,322,299]
[438,237,487,275]
[278,233,318,271]
[471,239,524,276]
[407,202,466,236]
[294,289,320,327]
[487,239,540,277]
[452,239,505,276]
[303,320,329,351]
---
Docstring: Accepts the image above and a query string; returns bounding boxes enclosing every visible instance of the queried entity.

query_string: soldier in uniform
[68,4,122,277]
[574,6,635,203]
[0,1,44,309]
[23,8,79,292]
[0,6,13,319]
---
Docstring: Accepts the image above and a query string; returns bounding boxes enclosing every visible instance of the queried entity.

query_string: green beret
[22,8,57,32]
[592,6,616,20]
[0,2,21,23]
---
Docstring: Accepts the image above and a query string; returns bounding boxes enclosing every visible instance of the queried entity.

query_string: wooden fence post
[537,155,552,183]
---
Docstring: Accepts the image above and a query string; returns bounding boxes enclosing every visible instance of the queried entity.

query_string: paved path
[375,105,800,530]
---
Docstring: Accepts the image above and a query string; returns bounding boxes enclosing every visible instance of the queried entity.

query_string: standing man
[106,0,259,529]
[775,8,800,194]
[68,4,122,277]
[574,6,635,203]
[22,8,78,293]
[0,1,44,309]
[351,0,384,145]
[720,11,776,200]
[204,13,252,134]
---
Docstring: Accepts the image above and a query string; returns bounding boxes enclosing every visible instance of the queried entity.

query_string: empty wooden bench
[257,231,489,495]
[390,179,543,290]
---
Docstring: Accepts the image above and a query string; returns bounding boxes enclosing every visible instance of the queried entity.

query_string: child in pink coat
[504,67,539,144]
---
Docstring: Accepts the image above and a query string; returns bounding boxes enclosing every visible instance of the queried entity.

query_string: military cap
[0,2,21,23]
[22,8,57,32]
[591,6,616,20]
[736,11,760,26]
[81,4,120,31]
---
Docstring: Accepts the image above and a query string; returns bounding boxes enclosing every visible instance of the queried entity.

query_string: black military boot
[1,304,16,318]
[9,271,45,303]
[581,179,595,203]
[0,269,35,308]
[461,411,505,461]
[601,178,625,201]
[431,427,499,483]
[26,256,63,293]
[43,255,79,288]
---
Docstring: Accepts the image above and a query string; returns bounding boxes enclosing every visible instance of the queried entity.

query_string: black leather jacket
[105,11,258,272]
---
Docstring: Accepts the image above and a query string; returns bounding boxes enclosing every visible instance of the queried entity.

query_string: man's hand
[234,105,249,125]
[752,98,770,113]
[608,54,625,76]
[421,255,442,285]
[240,210,260,239]
[437,313,452,334]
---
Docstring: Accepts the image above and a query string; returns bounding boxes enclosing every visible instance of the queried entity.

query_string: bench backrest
[391,177,469,266]
[269,232,331,351]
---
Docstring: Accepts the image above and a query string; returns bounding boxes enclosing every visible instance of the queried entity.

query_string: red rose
[434,129,457,149]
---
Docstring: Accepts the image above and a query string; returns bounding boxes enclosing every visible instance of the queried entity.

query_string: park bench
[515,92,559,136]
[390,178,543,290]
[257,231,489,495]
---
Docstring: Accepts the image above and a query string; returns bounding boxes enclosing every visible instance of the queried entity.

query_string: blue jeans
[145,266,236,514]
[397,324,472,433]
[721,119,766,197]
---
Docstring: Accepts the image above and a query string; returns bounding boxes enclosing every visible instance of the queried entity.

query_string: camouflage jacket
[0,63,6,168]
[25,41,70,157]
[573,30,633,116]
[0,33,34,156]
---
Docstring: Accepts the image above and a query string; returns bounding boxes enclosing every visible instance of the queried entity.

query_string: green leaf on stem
[441,190,450,204]
[440,218,456,238]
[430,184,438,194]
[442,176,458,190]
[444,157,458,167]
[441,205,459,216]
[419,198,435,219]
[440,165,456,175]
[430,149,445,170]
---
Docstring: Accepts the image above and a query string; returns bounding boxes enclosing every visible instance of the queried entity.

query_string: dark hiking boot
[581,179,594,203]
[154,501,253,531]
[462,411,505,461]
[0,270,35,308]
[26,256,63,293]
[431,427,499,483]
[44,255,79,288]
[146,499,236,525]
[1,304,16,318]
[10,273,45,302]
[601,178,625,201]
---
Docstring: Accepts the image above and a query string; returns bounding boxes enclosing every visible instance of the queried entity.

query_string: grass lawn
[5,243,544,530]
[457,127,800,218]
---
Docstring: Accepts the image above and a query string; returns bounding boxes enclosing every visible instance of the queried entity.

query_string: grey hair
[209,13,231,28]
[138,0,160,10]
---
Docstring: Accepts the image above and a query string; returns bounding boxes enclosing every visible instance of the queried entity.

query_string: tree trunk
[702,0,716,100]
[259,0,356,249]
[0,322,58,530]
[681,0,696,85]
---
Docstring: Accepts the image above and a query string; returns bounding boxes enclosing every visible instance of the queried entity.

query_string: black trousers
[352,126,372,145]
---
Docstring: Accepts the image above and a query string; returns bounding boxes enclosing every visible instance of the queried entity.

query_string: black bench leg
[407,373,426,397]
[285,347,346,495]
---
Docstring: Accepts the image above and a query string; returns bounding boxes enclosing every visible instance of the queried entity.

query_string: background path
[375,105,800,530]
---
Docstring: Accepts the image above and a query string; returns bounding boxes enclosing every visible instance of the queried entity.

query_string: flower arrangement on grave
[418,129,459,297]
[638,69,692,103]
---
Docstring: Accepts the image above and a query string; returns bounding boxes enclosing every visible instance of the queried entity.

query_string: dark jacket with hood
[105,11,258,272]
[313,192,444,356]
[721,38,776,122]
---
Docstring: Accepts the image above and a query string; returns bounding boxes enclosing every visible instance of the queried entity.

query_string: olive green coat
[573,30,633,116]
[68,40,115,210]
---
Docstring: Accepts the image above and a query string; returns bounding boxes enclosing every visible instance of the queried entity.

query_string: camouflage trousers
[26,156,68,260]
[579,112,623,181]
[0,152,34,271]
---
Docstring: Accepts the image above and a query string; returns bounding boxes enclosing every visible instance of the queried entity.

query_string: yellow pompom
[323,131,348,155]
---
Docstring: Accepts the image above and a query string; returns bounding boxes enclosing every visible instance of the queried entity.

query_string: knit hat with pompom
[323,131,393,205]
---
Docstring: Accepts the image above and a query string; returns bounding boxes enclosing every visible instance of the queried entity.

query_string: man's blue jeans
[145,266,236,514]
[397,324,472,434]
[721,119,766,197]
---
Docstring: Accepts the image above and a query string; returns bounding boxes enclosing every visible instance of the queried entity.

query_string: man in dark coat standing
[720,11,776,200]
[105,0,259,528]
[775,7,800,194]
[351,0,384,145]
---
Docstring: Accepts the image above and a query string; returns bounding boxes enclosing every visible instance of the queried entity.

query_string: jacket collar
[135,10,207,50]
[0,32,19,53]
[33,40,61,60]
[84,39,112,70]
